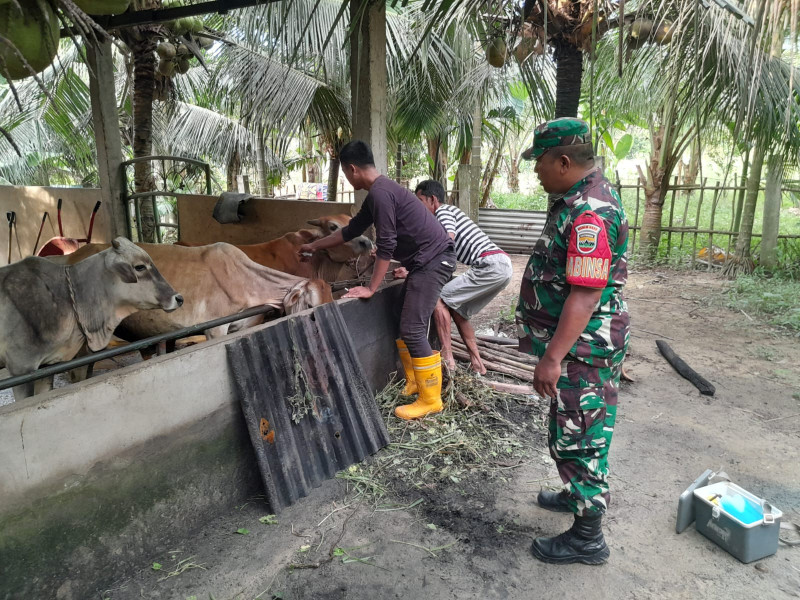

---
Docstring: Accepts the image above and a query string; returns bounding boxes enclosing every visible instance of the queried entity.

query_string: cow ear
[307,219,322,227]
[112,261,138,284]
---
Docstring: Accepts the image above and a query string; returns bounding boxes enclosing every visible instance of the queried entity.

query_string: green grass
[726,274,800,333]
[490,191,548,211]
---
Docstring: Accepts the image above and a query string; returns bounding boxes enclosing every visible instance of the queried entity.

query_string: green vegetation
[726,274,800,333]
[490,191,548,211]
[619,186,800,267]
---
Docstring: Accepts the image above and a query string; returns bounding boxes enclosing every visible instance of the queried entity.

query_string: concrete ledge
[176,195,356,245]
[0,285,402,600]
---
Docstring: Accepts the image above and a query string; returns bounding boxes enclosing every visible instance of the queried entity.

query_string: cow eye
[134,264,147,272]
[329,224,338,230]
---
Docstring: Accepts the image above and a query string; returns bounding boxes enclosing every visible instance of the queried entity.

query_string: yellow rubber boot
[396,339,418,396]
[395,352,444,420]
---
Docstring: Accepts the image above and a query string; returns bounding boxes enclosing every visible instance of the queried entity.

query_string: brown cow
[54,242,333,341]
[179,214,374,282]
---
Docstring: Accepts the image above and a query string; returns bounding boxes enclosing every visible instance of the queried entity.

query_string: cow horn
[307,219,322,227]
[112,237,122,250]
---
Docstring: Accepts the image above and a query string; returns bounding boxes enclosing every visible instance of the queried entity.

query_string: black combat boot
[530,513,609,565]
[536,489,572,513]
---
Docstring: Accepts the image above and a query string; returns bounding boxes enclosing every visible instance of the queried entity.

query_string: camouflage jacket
[516,169,630,368]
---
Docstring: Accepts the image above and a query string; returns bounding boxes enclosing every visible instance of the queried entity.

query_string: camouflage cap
[521,117,592,160]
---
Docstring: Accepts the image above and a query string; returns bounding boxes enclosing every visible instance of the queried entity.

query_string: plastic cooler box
[692,481,783,563]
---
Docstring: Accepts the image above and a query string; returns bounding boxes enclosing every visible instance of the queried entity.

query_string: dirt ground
[74,258,800,598]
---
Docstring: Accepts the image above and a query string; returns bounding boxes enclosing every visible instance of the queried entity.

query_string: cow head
[108,238,184,312]
[307,215,374,262]
[283,279,333,314]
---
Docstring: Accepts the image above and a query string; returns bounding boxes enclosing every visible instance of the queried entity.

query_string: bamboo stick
[451,348,533,382]
[451,339,536,374]
[666,176,678,251]
[454,335,537,365]
[485,381,536,395]
[475,334,517,345]
[475,340,536,363]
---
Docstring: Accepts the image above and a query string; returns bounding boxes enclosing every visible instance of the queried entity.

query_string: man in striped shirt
[396,179,513,374]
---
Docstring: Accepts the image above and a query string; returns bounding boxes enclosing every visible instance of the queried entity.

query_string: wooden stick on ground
[452,332,532,359]
[468,337,536,364]
[451,348,533,382]
[485,381,536,395]
[655,340,715,396]
[451,339,536,374]
[476,334,518,346]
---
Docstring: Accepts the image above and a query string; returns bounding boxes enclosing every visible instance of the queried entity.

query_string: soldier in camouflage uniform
[516,118,630,565]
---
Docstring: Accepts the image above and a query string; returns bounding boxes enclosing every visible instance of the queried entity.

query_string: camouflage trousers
[548,359,620,517]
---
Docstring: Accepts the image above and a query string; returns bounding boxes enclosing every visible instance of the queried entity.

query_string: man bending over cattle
[394,179,512,374]
[299,140,456,420]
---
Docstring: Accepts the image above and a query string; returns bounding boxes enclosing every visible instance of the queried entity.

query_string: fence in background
[616,175,800,268]
[477,176,800,266]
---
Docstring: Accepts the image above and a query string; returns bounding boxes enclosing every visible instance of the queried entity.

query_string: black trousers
[398,250,456,357]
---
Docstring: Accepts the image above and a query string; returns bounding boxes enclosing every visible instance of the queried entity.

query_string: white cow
[0,238,182,400]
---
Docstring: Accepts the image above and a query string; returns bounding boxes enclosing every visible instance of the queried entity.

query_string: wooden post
[350,0,387,212]
[86,38,127,239]
[469,98,482,224]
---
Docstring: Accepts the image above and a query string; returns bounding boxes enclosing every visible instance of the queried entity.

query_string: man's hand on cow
[298,243,315,262]
[533,355,561,399]
[343,286,374,299]
[393,267,408,279]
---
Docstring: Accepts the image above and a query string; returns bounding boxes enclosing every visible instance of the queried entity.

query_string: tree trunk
[724,145,765,277]
[683,140,700,190]
[481,125,507,207]
[255,130,269,196]
[638,170,666,258]
[760,153,782,270]
[554,38,583,118]
[508,157,520,193]
[226,148,241,192]
[130,34,158,242]
[733,149,750,235]
[395,141,402,182]
[326,152,340,202]
[637,126,667,259]
[427,134,447,185]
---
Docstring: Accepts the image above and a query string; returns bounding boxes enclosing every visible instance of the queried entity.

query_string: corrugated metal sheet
[479,208,547,254]
[227,301,390,513]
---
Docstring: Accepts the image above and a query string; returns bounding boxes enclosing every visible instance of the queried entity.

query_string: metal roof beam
[69,0,282,33]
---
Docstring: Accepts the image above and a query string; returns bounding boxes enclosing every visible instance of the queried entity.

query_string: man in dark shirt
[299,140,456,420]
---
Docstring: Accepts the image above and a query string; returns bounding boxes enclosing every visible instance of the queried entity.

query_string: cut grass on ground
[337,370,544,506]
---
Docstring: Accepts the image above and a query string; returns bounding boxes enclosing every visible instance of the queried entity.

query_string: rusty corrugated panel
[479,208,547,254]
[227,301,390,513]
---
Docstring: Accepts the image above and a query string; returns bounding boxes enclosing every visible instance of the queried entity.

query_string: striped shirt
[435,204,499,266]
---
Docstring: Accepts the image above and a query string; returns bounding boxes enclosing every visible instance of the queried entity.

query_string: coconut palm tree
[586,0,800,262]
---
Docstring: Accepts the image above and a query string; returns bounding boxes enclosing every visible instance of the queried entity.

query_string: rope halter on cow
[65,266,90,342]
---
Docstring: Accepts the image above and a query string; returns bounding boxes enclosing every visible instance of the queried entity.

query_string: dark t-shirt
[342,176,454,271]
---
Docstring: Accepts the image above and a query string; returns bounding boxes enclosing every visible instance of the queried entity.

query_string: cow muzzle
[346,235,374,255]
[162,293,184,312]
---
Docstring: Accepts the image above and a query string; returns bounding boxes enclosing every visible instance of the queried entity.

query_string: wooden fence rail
[612,173,800,268]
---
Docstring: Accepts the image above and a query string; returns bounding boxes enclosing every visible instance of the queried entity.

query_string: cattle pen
[0,279,406,599]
